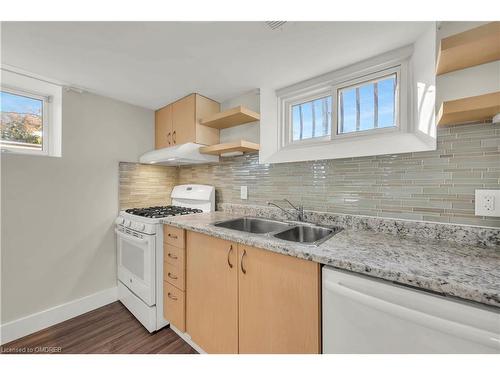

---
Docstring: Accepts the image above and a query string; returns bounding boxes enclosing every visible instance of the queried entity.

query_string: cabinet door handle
[240,249,247,274]
[168,252,178,260]
[168,233,178,239]
[172,131,176,144]
[168,272,178,280]
[167,292,178,301]
[167,132,171,145]
[227,245,233,268]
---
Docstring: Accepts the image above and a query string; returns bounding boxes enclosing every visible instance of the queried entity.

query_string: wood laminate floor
[1,301,197,354]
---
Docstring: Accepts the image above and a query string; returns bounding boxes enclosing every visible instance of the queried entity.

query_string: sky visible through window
[292,96,332,141]
[339,74,396,134]
[1,91,43,149]
[290,74,396,142]
[1,91,42,115]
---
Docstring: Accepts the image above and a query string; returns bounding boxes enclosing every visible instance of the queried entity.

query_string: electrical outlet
[240,186,248,200]
[475,189,500,217]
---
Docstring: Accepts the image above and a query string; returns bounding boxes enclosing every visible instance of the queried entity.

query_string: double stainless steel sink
[212,217,342,246]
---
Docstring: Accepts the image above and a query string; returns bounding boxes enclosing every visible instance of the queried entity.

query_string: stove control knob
[124,220,131,227]
[115,217,124,225]
[136,223,145,231]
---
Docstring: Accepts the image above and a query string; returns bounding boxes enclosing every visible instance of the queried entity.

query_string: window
[291,96,332,141]
[1,89,47,152]
[337,73,398,134]
[268,37,437,164]
[279,64,403,148]
[1,69,62,157]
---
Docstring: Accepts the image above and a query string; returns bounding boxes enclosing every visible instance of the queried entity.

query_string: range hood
[139,143,219,166]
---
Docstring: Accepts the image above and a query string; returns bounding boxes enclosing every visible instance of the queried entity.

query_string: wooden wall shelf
[199,140,260,155]
[436,22,500,76]
[437,92,500,126]
[200,106,260,129]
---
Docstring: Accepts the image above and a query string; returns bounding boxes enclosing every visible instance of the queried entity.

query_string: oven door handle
[115,229,147,244]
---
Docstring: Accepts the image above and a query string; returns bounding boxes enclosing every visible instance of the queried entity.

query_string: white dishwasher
[322,267,500,354]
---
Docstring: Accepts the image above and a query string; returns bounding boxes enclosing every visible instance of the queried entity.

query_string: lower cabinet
[163,281,185,332]
[185,231,321,354]
[185,232,239,354]
[163,225,186,333]
[238,244,321,353]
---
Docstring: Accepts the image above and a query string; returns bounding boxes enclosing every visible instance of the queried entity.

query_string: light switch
[475,189,500,217]
[240,186,248,200]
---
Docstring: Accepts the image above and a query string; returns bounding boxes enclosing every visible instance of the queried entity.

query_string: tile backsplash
[119,162,178,209]
[178,122,500,227]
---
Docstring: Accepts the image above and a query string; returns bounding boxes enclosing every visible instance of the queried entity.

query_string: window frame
[285,88,333,146]
[333,66,402,139]
[1,85,51,156]
[0,68,62,157]
[278,55,410,151]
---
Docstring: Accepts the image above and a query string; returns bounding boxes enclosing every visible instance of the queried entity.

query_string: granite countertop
[161,211,500,308]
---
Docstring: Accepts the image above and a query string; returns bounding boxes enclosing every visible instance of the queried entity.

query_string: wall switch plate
[475,189,500,217]
[240,186,248,200]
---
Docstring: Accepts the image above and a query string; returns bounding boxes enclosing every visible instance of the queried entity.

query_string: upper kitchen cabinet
[155,105,173,149]
[155,93,220,149]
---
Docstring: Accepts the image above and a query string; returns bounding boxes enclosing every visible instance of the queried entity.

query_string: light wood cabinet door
[238,245,321,354]
[163,281,185,332]
[172,94,196,146]
[195,94,220,145]
[164,225,185,248]
[164,242,184,269]
[164,261,185,291]
[186,231,238,354]
[155,105,172,149]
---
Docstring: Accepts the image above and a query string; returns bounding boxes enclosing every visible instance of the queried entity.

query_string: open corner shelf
[436,22,500,76]
[437,91,500,126]
[200,106,260,129]
[199,140,260,155]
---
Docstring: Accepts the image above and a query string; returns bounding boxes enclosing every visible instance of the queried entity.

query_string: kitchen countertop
[161,211,500,308]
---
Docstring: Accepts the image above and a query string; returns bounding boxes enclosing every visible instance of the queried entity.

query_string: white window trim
[1,69,62,157]
[284,88,332,147]
[260,27,437,165]
[333,67,403,139]
[1,85,51,156]
[278,49,411,152]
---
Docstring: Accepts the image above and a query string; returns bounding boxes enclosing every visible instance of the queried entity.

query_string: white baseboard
[169,325,206,354]
[0,286,118,345]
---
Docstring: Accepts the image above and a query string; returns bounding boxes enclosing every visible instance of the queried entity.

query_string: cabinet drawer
[164,261,185,291]
[163,282,185,332]
[164,225,185,248]
[164,242,185,269]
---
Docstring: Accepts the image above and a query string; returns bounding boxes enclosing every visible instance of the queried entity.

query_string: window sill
[261,131,436,164]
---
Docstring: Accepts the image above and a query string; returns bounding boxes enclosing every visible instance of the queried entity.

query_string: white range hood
[139,143,219,166]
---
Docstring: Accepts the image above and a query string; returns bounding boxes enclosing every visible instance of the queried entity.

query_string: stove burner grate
[125,205,203,218]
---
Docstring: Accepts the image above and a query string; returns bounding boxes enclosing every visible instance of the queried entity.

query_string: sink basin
[213,217,291,234]
[273,224,342,245]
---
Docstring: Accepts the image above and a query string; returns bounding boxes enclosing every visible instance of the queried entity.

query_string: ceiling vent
[265,21,287,31]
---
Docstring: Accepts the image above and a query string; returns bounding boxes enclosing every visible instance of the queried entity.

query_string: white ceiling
[1,22,432,109]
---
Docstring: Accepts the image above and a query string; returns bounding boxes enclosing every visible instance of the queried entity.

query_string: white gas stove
[115,184,215,332]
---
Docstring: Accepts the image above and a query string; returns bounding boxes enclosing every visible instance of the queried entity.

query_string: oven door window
[121,240,145,280]
[116,229,155,306]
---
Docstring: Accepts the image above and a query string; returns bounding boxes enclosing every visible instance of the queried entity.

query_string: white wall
[1,90,153,323]
[219,90,260,144]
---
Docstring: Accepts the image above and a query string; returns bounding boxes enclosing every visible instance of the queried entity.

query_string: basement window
[1,69,62,157]
[279,61,406,149]
[1,88,48,154]
[337,72,398,134]
[291,95,332,141]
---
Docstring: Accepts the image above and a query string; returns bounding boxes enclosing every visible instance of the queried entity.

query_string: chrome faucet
[267,199,304,222]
